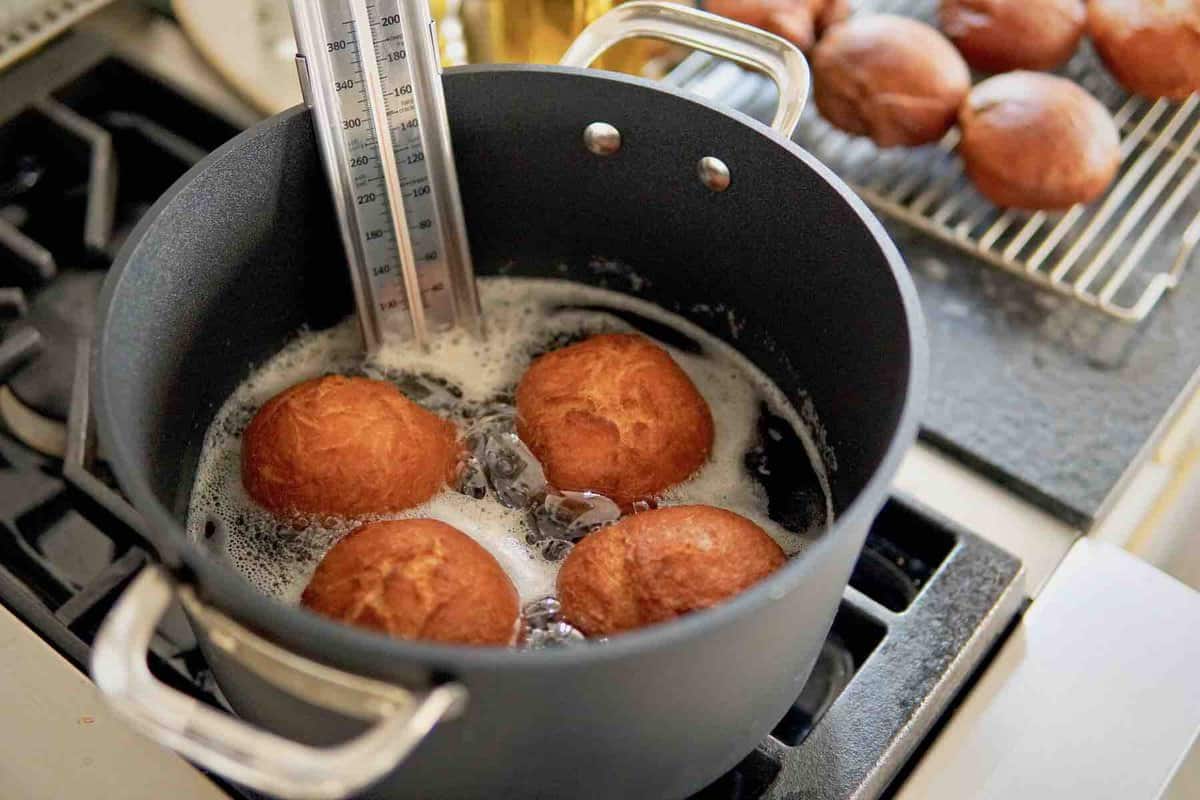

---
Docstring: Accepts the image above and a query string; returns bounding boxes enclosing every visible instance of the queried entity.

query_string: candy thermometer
[289,0,481,350]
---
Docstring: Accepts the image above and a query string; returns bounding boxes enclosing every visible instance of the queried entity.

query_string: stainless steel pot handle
[92,565,468,800]
[559,0,810,138]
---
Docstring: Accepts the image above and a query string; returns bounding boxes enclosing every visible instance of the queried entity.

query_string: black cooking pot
[89,7,925,799]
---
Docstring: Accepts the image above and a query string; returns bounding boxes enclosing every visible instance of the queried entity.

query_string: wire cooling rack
[0,0,115,71]
[666,0,1200,323]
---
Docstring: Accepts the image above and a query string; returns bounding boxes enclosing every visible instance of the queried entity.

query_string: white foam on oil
[187,277,833,607]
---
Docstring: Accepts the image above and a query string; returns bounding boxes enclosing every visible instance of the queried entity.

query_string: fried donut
[812,14,971,147]
[242,375,460,519]
[705,0,852,52]
[1087,0,1200,101]
[557,505,786,636]
[958,71,1121,209]
[301,519,519,646]
[939,0,1086,73]
[515,334,714,510]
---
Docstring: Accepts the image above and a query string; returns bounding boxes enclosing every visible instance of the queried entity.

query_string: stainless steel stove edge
[764,495,1024,800]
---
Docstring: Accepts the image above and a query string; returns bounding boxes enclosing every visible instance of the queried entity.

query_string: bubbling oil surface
[187,278,834,619]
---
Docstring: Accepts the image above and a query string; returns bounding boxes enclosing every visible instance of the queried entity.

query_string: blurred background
[140,0,681,116]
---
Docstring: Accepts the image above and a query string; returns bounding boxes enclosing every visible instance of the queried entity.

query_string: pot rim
[94,63,928,675]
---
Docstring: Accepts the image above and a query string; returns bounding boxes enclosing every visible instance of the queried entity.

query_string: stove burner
[9,270,103,418]
[850,502,954,612]
[0,54,238,457]
[0,270,103,455]
[0,385,63,456]
[770,632,860,746]
[0,154,45,200]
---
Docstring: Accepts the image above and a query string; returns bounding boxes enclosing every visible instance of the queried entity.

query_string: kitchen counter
[0,601,227,800]
[894,537,1200,800]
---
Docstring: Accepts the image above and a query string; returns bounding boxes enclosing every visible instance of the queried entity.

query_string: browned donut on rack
[1087,0,1200,101]
[958,71,1121,210]
[939,0,1086,73]
[812,14,971,147]
[704,0,852,52]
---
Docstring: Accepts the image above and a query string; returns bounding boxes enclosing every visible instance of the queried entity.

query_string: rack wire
[667,0,1200,323]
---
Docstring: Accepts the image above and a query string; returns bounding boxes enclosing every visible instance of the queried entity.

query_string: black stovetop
[0,32,1023,800]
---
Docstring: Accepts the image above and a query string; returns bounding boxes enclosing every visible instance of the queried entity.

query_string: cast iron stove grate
[0,41,241,457]
[0,40,1024,800]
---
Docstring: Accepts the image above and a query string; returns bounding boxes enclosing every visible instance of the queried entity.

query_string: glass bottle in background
[463,0,662,73]
[498,0,613,64]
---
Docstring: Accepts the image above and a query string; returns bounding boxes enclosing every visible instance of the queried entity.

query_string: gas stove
[0,29,1025,800]
[0,48,239,458]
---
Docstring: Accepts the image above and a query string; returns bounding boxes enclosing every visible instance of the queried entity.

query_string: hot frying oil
[187,278,833,642]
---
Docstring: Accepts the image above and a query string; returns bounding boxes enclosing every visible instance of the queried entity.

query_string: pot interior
[98,66,919,571]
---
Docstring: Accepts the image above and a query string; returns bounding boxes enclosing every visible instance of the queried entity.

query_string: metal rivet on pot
[583,122,621,156]
[698,157,731,192]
